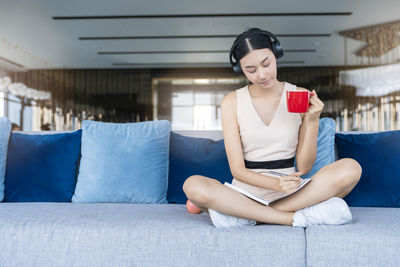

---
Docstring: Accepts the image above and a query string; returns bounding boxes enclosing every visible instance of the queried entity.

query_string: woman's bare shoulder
[221,91,237,109]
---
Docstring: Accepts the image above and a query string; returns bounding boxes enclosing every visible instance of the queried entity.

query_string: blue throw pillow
[5,130,82,202]
[0,117,11,201]
[336,130,400,207]
[72,120,171,203]
[297,118,336,178]
[167,132,233,204]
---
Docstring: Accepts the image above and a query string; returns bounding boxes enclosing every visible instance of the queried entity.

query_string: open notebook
[224,171,311,206]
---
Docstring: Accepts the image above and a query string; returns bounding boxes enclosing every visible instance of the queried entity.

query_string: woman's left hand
[304,89,324,122]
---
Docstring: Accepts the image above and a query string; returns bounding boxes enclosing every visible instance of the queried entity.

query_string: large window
[0,92,4,117]
[0,93,51,131]
[171,90,194,130]
[7,94,22,128]
[154,78,247,130]
[172,90,223,130]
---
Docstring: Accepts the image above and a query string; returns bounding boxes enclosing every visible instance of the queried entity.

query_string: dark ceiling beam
[112,61,305,66]
[53,12,352,20]
[80,34,331,40]
[113,62,228,66]
[99,49,316,55]
[0,56,25,68]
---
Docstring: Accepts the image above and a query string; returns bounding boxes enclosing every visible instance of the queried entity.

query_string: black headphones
[229,29,284,73]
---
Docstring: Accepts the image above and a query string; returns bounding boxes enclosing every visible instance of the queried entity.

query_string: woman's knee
[182,175,220,204]
[182,175,199,195]
[334,158,362,187]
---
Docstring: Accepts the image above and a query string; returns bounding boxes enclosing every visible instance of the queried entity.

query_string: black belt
[244,157,295,169]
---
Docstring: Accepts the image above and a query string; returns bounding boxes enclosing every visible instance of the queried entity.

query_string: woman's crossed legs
[182,158,361,226]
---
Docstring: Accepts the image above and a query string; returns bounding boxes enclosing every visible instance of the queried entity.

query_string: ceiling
[1,0,400,70]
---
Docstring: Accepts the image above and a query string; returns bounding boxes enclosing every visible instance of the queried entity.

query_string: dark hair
[232,28,273,62]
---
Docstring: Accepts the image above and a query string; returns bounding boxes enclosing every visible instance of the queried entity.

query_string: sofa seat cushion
[306,207,400,267]
[0,203,305,267]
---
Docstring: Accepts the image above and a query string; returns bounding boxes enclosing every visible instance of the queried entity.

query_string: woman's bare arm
[295,88,324,173]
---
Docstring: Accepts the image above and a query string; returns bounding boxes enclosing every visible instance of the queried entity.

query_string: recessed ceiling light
[313,42,320,46]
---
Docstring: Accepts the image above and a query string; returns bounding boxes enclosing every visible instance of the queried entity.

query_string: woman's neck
[249,80,284,98]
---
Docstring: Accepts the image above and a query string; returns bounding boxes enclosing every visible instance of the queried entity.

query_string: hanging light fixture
[338,20,400,97]
[8,82,27,97]
[0,77,51,100]
[0,76,12,92]
[339,63,400,96]
[339,20,400,59]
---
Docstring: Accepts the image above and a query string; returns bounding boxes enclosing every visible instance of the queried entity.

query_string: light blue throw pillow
[0,117,11,201]
[72,120,171,203]
[298,118,336,178]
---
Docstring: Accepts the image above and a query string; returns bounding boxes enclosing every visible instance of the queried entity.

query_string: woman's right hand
[278,172,303,194]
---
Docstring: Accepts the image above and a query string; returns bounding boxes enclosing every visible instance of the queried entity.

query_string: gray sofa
[1,204,399,266]
[0,130,399,267]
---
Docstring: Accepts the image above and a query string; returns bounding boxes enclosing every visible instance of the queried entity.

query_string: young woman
[183,28,361,228]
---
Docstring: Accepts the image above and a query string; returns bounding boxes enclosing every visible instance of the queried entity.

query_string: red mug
[286,90,311,113]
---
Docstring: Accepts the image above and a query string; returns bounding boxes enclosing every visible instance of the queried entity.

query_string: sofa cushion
[0,203,306,267]
[72,120,170,203]
[4,130,82,202]
[306,207,400,267]
[299,117,336,178]
[0,117,11,201]
[336,131,400,207]
[167,132,233,204]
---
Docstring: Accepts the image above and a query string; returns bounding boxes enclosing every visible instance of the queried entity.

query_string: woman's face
[239,48,278,89]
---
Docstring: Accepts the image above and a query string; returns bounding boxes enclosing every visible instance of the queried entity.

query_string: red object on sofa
[186,200,203,214]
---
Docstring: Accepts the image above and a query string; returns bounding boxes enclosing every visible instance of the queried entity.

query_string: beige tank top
[231,82,302,198]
